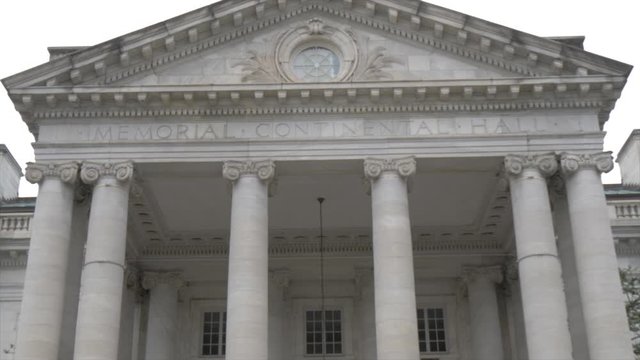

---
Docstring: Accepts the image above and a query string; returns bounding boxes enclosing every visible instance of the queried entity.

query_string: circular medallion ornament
[275,19,358,83]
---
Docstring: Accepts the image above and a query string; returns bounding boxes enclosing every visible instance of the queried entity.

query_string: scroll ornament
[223,160,276,182]
[25,162,79,185]
[560,152,614,175]
[80,161,134,185]
[504,153,558,178]
[364,156,416,180]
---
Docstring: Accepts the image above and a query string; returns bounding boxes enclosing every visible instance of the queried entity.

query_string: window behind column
[417,307,447,354]
[201,311,226,356]
[305,310,343,355]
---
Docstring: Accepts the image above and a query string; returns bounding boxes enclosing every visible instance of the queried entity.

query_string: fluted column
[15,162,79,360]
[222,160,275,360]
[462,266,504,360]
[504,154,573,360]
[560,152,634,360]
[142,272,184,360]
[364,157,420,360]
[73,161,133,360]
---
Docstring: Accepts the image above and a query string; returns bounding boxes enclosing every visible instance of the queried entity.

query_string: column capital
[222,160,275,182]
[80,161,134,185]
[504,153,557,178]
[363,156,416,180]
[141,271,185,290]
[560,152,614,176]
[25,162,79,184]
[462,265,503,284]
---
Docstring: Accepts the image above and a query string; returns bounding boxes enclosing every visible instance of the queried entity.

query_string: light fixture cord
[317,197,326,360]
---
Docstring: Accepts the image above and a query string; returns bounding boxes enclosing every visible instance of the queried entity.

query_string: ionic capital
[25,162,79,185]
[222,160,275,183]
[462,265,503,285]
[504,153,558,178]
[80,161,134,185]
[364,156,416,180]
[141,271,185,290]
[560,152,614,176]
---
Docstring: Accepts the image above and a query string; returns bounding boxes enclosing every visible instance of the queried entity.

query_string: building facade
[0,0,638,359]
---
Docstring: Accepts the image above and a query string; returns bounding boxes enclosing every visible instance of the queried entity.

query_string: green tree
[620,266,640,356]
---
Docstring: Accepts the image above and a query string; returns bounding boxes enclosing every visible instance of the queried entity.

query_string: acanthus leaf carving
[354,46,401,81]
[234,49,283,83]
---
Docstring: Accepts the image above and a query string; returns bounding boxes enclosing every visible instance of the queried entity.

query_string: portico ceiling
[127,157,511,259]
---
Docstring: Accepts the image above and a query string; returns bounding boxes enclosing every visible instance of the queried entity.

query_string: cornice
[2,0,631,91]
[11,77,622,121]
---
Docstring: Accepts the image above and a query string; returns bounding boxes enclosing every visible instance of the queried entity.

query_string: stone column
[73,161,133,360]
[222,160,275,360]
[504,154,573,360]
[15,162,79,360]
[355,267,377,360]
[462,266,504,360]
[549,176,590,360]
[142,272,184,360]
[364,157,420,360]
[560,152,634,360]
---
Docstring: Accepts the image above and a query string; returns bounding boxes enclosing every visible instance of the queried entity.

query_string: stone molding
[504,153,558,178]
[140,236,504,259]
[141,271,185,290]
[560,152,614,175]
[364,156,416,180]
[79,161,134,185]
[222,160,276,182]
[24,162,79,185]
[462,265,504,284]
[22,85,612,119]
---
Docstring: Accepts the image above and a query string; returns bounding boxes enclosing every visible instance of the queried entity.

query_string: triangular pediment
[120,16,520,87]
[2,0,631,90]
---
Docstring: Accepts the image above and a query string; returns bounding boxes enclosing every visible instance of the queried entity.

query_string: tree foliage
[620,266,640,356]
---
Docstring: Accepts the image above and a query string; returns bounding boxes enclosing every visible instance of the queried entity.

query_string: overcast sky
[1,0,637,197]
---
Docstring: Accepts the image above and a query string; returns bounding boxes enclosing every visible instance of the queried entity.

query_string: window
[292,47,341,82]
[417,307,447,353]
[305,310,343,355]
[201,311,226,356]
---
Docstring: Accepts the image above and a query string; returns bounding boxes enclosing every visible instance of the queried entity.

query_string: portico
[2,0,635,359]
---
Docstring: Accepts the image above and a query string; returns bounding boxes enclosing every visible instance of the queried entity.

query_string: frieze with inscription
[37,115,596,144]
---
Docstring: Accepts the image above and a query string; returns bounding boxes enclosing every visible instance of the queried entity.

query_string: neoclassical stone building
[0,0,638,359]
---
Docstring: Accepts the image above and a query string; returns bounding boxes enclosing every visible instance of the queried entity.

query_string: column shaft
[365,157,420,360]
[561,153,634,360]
[143,272,183,360]
[465,267,504,360]
[223,160,274,360]
[73,162,133,360]
[15,163,78,360]
[551,181,589,360]
[505,154,573,360]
